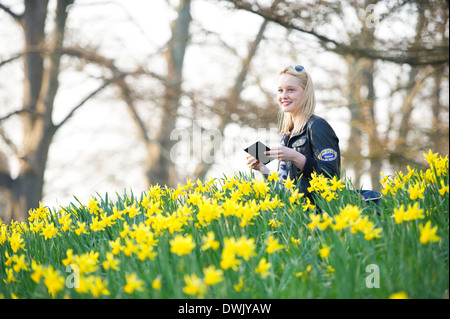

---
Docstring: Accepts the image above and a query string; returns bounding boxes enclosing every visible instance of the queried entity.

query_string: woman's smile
[277,73,304,114]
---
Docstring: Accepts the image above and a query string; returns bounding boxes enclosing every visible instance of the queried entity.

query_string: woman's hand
[246,155,269,174]
[264,146,298,162]
[265,146,307,171]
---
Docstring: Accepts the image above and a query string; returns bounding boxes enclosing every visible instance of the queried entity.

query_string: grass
[0,150,448,299]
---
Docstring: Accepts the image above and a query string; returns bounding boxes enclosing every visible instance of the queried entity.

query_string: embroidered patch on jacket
[318,148,338,162]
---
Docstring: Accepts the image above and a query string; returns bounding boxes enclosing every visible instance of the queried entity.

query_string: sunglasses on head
[286,65,305,73]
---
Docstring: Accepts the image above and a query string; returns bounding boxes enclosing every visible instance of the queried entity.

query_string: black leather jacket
[278,115,341,199]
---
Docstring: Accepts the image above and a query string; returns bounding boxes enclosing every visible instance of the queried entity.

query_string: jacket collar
[289,115,318,139]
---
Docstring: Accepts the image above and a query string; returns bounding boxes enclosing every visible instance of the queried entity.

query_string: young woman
[246,65,341,200]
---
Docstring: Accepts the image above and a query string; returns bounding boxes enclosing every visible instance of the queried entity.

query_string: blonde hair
[278,66,316,136]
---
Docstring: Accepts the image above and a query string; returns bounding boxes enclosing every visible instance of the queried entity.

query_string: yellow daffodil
[220,251,241,270]
[31,260,44,284]
[69,250,99,274]
[88,276,110,297]
[319,244,330,259]
[196,199,223,227]
[152,276,162,290]
[75,221,88,236]
[408,182,425,200]
[235,236,257,261]
[290,237,301,248]
[307,213,321,230]
[88,197,102,215]
[423,149,439,165]
[419,221,440,244]
[302,197,315,211]
[43,266,65,297]
[404,202,425,220]
[203,265,224,285]
[252,179,270,198]
[318,213,333,231]
[170,234,196,256]
[329,176,345,191]
[124,273,144,294]
[255,258,271,279]
[284,176,295,190]
[389,291,410,299]
[12,254,29,273]
[41,222,60,240]
[295,265,312,280]
[109,237,123,255]
[265,235,285,254]
[363,226,383,241]
[9,231,26,253]
[102,252,120,270]
[268,171,280,182]
[58,212,73,232]
[393,205,406,224]
[289,188,304,204]
[122,237,139,257]
[268,218,283,228]
[90,216,105,232]
[233,276,244,292]
[438,180,449,196]
[201,231,220,251]
[3,268,16,284]
[183,273,206,297]
[125,202,141,218]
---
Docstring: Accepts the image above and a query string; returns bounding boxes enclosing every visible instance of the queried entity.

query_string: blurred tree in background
[1,0,76,222]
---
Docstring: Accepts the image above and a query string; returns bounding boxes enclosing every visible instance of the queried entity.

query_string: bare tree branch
[192,17,269,180]
[0,2,23,23]
[0,109,45,123]
[0,126,18,155]
[61,46,171,85]
[117,79,150,145]
[54,76,123,130]
[224,0,449,65]
[40,0,74,120]
[0,53,21,68]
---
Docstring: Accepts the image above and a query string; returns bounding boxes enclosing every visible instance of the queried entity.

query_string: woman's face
[277,73,304,115]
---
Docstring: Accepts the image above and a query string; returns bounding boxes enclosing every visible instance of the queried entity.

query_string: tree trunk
[8,0,73,221]
[344,7,382,191]
[0,152,13,222]
[344,55,363,189]
[146,0,192,187]
[430,68,448,156]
